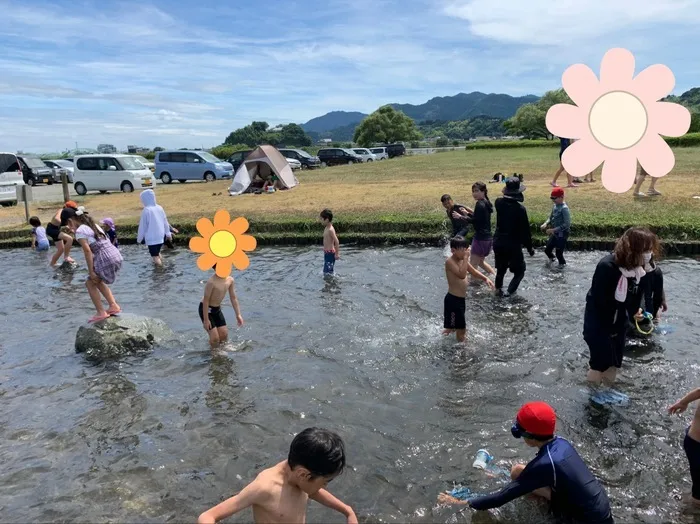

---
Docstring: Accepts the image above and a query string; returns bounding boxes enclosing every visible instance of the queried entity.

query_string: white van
[73,154,156,195]
[0,152,26,206]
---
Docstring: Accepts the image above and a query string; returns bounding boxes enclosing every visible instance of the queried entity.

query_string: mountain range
[301,91,540,137]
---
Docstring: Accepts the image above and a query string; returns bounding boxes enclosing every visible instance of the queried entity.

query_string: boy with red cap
[439,401,614,523]
[540,187,571,266]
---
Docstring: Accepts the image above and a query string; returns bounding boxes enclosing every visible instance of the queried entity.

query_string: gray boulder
[75,313,174,361]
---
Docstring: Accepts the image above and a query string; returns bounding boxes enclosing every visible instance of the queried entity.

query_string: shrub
[210,144,249,159]
[465,133,700,150]
[436,138,449,147]
[664,132,700,147]
[452,140,460,147]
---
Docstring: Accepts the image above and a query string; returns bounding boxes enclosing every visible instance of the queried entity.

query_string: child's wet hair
[29,216,41,227]
[288,427,346,479]
[440,194,452,203]
[450,235,468,249]
[320,209,333,222]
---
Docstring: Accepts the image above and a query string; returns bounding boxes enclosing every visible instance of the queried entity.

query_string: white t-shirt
[75,224,105,245]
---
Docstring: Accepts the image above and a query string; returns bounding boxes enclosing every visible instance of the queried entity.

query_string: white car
[73,154,156,195]
[352,148,377,162]
[369,147,388,160]
[44,159,75,183]
[132,155,156,173]
[287,158,302,170]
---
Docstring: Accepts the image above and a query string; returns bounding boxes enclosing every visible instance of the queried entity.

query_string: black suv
[386,143,406,158]
[317,148,362,167]
[227,150,253,171]
[278,149,321,169]
[18,156,53,186]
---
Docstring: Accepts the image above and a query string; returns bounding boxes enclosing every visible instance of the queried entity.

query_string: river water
[1,245,700,523]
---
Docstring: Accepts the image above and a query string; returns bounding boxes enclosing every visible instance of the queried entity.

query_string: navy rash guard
[469,437,613,523]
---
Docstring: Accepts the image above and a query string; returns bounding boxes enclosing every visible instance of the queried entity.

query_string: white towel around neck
[615,266,646,302]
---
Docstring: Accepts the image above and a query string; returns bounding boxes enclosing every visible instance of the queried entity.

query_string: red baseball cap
[551,188,565,199]
[517,401,556,437]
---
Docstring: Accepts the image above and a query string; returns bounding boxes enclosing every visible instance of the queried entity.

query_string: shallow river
[1,245,700,523]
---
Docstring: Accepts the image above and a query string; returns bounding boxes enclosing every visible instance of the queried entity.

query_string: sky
[2,0,699,153]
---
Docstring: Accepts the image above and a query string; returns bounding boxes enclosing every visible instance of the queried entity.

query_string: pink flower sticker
[546,48,691,193]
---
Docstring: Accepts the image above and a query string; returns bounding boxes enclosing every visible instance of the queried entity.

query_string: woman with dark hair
[462,182,495,276]
[583,227,660,385]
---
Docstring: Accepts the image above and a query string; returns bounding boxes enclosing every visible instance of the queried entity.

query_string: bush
[465,133,700,150]
[410,141,420,148]
[452,140,460,147]
[664,132,700,147]
[436,138,449,147]
[210,144,249,159]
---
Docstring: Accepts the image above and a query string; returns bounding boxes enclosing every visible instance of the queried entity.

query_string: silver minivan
[155,151,233,184]
[0,152,26,206]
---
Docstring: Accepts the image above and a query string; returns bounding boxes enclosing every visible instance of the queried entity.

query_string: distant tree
[353,105,421,147]
[452,139,460,147]
[690,111,700,133]
[224,121,272,147]
[279,124,312,147]
[507,88,574,139]
[436,137,449,147]
[153,146,165,152]
[410,141,420,148]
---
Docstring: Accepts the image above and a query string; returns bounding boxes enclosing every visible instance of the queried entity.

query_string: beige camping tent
[228,145,298,196]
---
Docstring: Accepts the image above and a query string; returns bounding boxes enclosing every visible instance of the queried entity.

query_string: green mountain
[302,111,368,134]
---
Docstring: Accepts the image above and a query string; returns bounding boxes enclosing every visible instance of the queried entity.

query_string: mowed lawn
[2,146,700,231]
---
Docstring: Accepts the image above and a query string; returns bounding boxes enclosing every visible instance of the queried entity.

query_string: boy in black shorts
[443,236,494,342]
[200,265,244,347]
[669,388,700,506]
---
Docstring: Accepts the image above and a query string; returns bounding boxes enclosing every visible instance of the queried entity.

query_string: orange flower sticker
[189,210,257,277]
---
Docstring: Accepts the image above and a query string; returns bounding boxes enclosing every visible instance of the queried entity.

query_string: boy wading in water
[200,265,243,347]
[198,427,358,524]
[444,236,495,342]
[541,187,571,266]
[669,389,700,507]
[320,209,340,275]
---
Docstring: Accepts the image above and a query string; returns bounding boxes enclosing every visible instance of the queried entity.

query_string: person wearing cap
[540,187,571,266]
[439,401,614,523]
[46,200,79,266]
[492,177,534,296]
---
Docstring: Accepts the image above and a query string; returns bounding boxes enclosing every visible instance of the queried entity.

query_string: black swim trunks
[46,223,62,242]
[198,302,227,329]
[148,243,163,257]
[444,292,466,330]
[684,428,700,500]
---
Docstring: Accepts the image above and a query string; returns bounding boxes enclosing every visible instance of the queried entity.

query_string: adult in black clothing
[462,182,495,276]
[493,178,534,296]
[440,194,472,237]
[583,227,660,385]
[625,254,667,335]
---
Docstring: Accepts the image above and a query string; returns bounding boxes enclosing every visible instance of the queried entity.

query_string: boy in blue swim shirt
[439,401,614,523]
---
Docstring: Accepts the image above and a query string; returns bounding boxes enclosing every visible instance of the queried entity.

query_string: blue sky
[2,0,699,153]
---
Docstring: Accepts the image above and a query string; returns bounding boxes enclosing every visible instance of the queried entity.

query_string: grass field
[2,146,700,242]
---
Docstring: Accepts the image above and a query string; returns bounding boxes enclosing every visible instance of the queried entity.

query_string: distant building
[318,138,332,144]
[127,145,150,154]
[97,144,117,154]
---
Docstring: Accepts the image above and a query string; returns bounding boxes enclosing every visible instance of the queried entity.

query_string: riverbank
[2,146,699,249]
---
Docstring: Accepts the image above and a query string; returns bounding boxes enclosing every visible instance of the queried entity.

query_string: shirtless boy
[669,388,700,506]
[198,427,357,524]
[320,209,340,275]
[444,236,495,342]
[48,200,78,266]
[199,265,244,347]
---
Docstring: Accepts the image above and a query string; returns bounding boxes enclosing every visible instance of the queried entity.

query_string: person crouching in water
[61,207,122,323]
[493,177,534,296]
[444,236,495,343]
[441,194,472,238]
[439,401,614,523]
[137,189,173,266]
[47,200,79,266]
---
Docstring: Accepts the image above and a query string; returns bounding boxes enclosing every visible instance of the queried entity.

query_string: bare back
[203,275,233,308]
[252,462,309,524]
[323,225,337,251]
[445,256,468,297]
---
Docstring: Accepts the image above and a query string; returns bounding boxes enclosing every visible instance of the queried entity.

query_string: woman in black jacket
[461,182,495,276]
[583,227,660,385]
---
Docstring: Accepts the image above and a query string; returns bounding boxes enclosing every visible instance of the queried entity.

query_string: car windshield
[22,157,47,168]
[54,160,72,168]
[135,156,151,164]
[294,150,312,158]
[198,152,221,163]
[344,149,357,154]
[118,157,147,170]
[353,149,366,154]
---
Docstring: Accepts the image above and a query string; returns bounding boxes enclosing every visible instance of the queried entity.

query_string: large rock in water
[75,313,174,361]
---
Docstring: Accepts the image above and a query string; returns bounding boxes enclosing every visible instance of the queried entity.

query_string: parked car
[352,148,377,162]
[44,159,75,183]
[155,151,233,184]
[287,158,302,170]
[132,155,156,173]
[278,149,321,169]
[317,148,362,167]
[369,147,388,160]
[227,150,254,171]
[0,152,25,206]
[386,143,406,158]
[17,155,53,186]
[73,154,156,195]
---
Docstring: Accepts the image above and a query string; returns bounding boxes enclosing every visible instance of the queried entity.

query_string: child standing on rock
[61,207,122,323]
[137,189,173,266]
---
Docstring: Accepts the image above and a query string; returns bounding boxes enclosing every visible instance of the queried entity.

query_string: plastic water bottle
[472,449,492,470]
